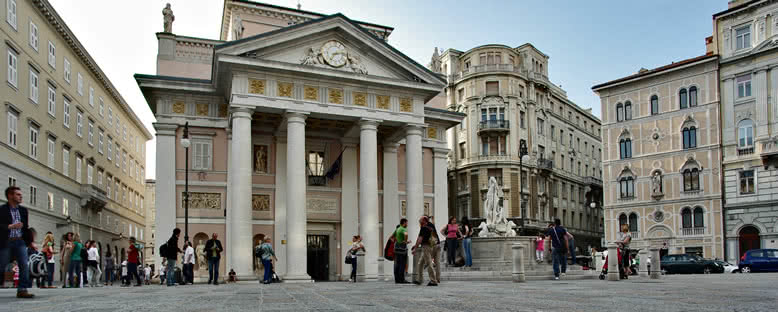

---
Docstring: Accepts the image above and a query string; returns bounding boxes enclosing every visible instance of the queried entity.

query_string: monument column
[359,119,380,280]
[433,148,449,231]
[285,111,311,281]
[405,125,424,268]
[382,143,399,279]
[153,123,177,272]
[229,107,253,278]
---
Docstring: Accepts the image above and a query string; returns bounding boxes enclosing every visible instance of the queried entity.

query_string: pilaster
[755,68,768,140]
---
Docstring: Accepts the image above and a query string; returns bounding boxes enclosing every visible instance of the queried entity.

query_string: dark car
[739,249,778,273]
[660,254,724,274]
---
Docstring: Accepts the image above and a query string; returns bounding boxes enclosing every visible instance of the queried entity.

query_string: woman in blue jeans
[348,236,364,282]
[68,234,83,287]
[461,217,473,267]
[41,233,56,288]
[258,237,276,284]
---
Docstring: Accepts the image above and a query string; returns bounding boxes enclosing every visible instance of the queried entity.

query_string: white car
[717,261,740,273]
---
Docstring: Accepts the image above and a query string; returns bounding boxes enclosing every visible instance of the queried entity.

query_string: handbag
[384,238,395,261]
[344,254,352,264]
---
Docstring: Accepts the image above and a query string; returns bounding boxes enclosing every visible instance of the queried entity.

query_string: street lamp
[519,139,528,220]
[180,122,191,244]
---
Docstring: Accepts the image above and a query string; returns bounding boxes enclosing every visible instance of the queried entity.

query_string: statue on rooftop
[162,3,174,33]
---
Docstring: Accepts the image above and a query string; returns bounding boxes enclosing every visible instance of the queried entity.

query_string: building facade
[593,55,725,259]
[0,0,151,279]
[434,44,604,249]
[714,0,778,263]
[137,0,462,281]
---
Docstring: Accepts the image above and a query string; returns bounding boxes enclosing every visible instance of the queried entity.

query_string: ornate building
[137,0,462,281]
[713,0,778,263]
[0,0,151,279]
[593,55,725,259]
[433,44,604,249]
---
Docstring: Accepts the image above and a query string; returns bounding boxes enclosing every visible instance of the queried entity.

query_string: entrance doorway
[306,235,329,281]
[739,226,761,259]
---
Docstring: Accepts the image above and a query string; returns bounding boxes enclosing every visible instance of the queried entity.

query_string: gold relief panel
[328,88,343,104]
[277,82,293,98]
[249,79,266,95]
[218,104,228,117]
[353,92,367,106]
[376,95,390,110]
[252,194,270,211]
[185,192,221,210]
[196,103,209,116]
[427,127,437,139]
[400,98,412,112]
[304,86,318,101]
[172,101,186,114]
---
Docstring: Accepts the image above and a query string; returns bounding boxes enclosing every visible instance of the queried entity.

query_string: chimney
[728,0,748,9]
[156,33,176,75]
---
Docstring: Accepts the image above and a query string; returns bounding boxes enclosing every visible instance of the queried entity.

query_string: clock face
[321,40,347,68]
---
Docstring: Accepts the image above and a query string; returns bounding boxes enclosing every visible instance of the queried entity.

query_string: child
[120,260,128,287]
[228,269,237,283]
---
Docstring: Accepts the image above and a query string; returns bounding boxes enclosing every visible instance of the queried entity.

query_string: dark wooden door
[307,235,329,281]
[739,226,761,260]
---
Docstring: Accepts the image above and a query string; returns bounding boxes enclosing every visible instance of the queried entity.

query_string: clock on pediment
[300,40,368,74]
[320,40,347,68]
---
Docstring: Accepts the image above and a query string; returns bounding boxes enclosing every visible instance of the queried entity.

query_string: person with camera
[0,186,35,298]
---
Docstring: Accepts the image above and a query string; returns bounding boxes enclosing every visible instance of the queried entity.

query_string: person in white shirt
[86,241,102,287]
[183,241,195,285]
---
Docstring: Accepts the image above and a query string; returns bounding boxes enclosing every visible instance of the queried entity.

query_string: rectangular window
[98,98,104,116]
[46,192,53,210]
[737,74,752,98]
[28,21,37,51]
[560,130,564,145]
[537,118,544,135]
[87,163,93,185]
[123,126,127,141]
[740,170,755,194]
[76,110,83,137]
[89,87,95,107]
[735,25,751,50]
[62,147,69,177]
[28,126,37,158]
[486,81,499,95]
[458,89,464,103]
[77,73,83,95]
[75,156,82,183]
[98,130,104,154]
[63,98,70,128]
[7,176,15,186]
[115,144,120,167]
[47,86,55,116]
[28,185,36,206]
[62,198,68,216]
[47,137,55,168]
[88,120,94,146]
[7,110,17,148]
[115,116,120,135]
[107,138,112,160]
[192,139,213,170]
[7,49,17,87]
[108,107,112,125]
[97,170,103,188]
[106,176,111,198]
[47,41,55,68]
[64,58,72,83]
[28,68,38,103]
[6,0,16,29]
[129,159,134,178]
[520,111,526,128]
[481,137,488,156]
[122,151,127,172]
[550,125,555,141]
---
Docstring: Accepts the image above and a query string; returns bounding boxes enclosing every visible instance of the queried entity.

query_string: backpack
[255,245,264,258]
[384,236,395,261]
[80,246,89,260]
[159,243,167,256]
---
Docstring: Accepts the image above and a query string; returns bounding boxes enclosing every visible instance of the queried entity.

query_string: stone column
[284,111,310,282]
[405,125,424,272]
[153,123,177,272]
[225,128,233,273]
[649,247,662,279]
[512,243,526,282]
[229,107,254,278]
[755,68,768,139]
[273,136,288,277]
[607,243,619,281]
[433,148,449,234]
[638,249,649,278]
[340,140,358,280]
[382,143,399,280]
[359,119,380,280]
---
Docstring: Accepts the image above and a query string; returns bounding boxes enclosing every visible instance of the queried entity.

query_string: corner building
[433,44,604,249]
[137,0,462,281]
[593,54,724,259]
[0,0,152,279]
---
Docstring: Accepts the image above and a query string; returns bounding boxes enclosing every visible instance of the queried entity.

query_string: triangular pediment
[215,14,443,86]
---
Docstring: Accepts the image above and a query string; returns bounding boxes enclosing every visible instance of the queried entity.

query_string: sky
[49,0,729,179]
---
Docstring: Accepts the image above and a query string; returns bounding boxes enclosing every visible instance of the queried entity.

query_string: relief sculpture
[252,194,270,211]
[186,192,221,209]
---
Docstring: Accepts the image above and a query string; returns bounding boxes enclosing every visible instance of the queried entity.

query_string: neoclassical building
[0,0,151,279]
[432,44,604,249]
[137,0,462,281]
[593,54,725,259]
[713,0,778,263]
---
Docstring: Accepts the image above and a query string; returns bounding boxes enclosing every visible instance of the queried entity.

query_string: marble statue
[162,3,174,33]
[476,222,490,238]
[651,171,662,194]
[347,52,368,74]
[429,47,441,73]
[254,145,267,173]
[233,16,244,40]
[505,221,517,237]
[483,176,506,225]
[195,240,206,273]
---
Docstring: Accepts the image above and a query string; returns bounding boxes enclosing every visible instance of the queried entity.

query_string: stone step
[438,270,597,281]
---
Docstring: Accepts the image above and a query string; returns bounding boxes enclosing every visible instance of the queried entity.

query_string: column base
[282,274,313,283]
[512,273,525,283]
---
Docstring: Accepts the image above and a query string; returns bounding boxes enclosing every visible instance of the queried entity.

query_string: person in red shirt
[126,237,142,286]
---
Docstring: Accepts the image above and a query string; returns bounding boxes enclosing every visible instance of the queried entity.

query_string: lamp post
[180,122,191,244]
[519,139,528,221]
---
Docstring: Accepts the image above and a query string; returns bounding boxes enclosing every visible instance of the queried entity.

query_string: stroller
[598,248,623,280]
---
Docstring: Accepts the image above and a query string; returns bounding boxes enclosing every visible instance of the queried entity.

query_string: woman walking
[259,237,277,284]
[41,233,57,288]
[86,241,101,287]
[104,249,114,286]
[461,217,473,267]
[442,217,462,266]
[616,224,632,279]
[60,233,73,288]
[68,234,83,288]
[348,235,364,282]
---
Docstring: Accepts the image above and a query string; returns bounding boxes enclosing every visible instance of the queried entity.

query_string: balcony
[478,120,510,133]
[537,158,553,171]
[80,184,108,212]
[738,147,754,156]
[630,231,640,240]
[681,227,705,236]
[308,175,326,186]
[583,176,603,187]
[452,64,521,81]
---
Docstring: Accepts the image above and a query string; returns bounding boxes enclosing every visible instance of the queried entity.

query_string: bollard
[638,249,649,278]
[356,252,366,282]
[650,248,662,279]
[607,243,620,281]
[512,243,526,283]
[377,257,385,281]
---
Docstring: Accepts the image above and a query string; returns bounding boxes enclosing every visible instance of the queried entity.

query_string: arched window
[682,126,697,149]
[619,176,635,198]
[624,101,632,120]
[650,95,659,115]
[616,103,624,122]
[683,168,700,191]
[693,207,704,228]
[619,213,627,227]
[619,138,632,159]
[738,119,754,149]
[681,208,692,228]
[689,86,698,107]
[628,213,638,232]
[679,88,688,109]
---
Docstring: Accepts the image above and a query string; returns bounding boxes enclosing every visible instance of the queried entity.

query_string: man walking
[393,218,410,284]
[545,219,569,280]
[0,186,34,298]
[411,216,437,286]
[204,233,223,285]
[183,241,194,285]
[427,216,441,284]
[127,237,142,286]
[164,228,181,286]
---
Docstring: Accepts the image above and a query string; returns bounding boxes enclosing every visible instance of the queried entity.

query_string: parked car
[660,254,724,274]
[715,260,740,273]
[739,249,778,273]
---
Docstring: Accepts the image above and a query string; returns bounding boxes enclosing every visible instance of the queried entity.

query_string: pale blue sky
[49,0,729,178]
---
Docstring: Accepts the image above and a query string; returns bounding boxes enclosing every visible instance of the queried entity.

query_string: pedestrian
[86,241,101,287]
[144,265,151,285]
[393,219,410,284]
[25,228,43,289]
[60,233,73,288]
[258,236,276,284]
[566,232,576,265]
[103,249,114,286]
[411,216,437,286]
[158,259,166,285]
[427,216,441,283]
[0,186,35,298]
[441,216,462,266]
[41,232,57,288]
[461,217,473,267]
[544,219,568,280]
[347,235,364,283]
[616,224,632,278]
[120,259,128,286]
[68,233,84,288]
[204,232,223,285]
[183,241,194,285]
[536,234,545,263]
[163,229,182,286]
[127,237,143,286]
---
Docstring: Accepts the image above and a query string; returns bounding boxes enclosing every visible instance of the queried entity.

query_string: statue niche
[253,145,268,173]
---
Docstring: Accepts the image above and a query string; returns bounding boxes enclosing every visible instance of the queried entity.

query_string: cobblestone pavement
[0,273,775,311]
